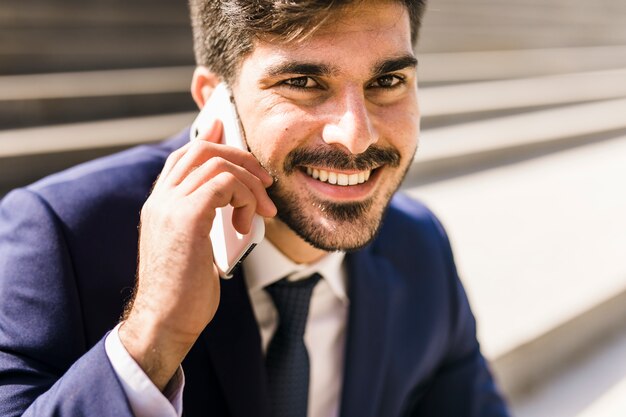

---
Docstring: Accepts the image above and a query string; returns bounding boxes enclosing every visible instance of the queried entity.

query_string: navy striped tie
[264,273,321,417]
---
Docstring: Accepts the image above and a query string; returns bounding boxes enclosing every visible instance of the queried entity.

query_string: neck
[264,218,328,265]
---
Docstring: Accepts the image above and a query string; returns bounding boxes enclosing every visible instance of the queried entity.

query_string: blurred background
[1,1,626,415]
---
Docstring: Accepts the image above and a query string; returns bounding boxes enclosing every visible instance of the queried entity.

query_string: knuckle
[207,156,228,172]
[167,147,186,162]
[211,171,235,190]
[179,141,206,163]
[210,187,228,204]
[190,139,214,154]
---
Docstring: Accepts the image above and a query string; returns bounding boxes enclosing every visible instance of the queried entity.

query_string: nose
[322,88,379,155]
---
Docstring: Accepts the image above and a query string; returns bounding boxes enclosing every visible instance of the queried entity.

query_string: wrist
[118,314,196,391]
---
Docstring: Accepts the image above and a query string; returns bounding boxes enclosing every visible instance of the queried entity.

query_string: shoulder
[3,129,188,223]
[363,192,458,290]
[373,192,451,257]
[30,129,187,207]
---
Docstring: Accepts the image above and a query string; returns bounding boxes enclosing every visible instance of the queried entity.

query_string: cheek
[245,106,321,168]
[380,107,419,154]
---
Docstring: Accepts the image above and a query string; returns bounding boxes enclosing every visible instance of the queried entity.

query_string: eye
[370,74,404,89]
[282,76,320,89]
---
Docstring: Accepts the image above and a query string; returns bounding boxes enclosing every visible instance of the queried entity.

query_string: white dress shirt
[105,239,348,417]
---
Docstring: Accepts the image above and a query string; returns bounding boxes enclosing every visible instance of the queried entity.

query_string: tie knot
[265,273,321,337]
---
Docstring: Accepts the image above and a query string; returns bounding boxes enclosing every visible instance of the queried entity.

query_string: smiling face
[230,0,420,255]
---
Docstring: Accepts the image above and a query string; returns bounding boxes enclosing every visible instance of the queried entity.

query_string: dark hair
[188,0,427,83]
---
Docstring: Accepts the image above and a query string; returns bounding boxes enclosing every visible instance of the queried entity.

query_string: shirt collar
[242,238,348,303]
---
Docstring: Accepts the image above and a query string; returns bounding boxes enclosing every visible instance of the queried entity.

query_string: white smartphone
[190,83,265,278]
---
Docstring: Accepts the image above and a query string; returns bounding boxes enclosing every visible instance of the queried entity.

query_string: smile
[305,167,372,186]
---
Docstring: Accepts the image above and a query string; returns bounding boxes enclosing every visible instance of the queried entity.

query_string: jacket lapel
[200,269,271,417]
[339,249,399,417]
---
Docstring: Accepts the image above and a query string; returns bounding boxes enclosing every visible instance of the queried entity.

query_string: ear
[191,66,221,109]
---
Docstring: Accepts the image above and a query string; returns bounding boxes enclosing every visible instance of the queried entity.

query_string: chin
[273,193,391,252]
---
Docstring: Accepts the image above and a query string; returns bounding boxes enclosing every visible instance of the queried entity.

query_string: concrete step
[405,132,626,402]
[0,93,195,129]
[0,112,195,159]
[418,0,626,53]
[419,46,626,84]
[412,98,626,182]
[421,68,626,117]
[0,28,193,74]
[0,67,193,100]
[0,0,192,74]
[0,1,189,26]
[511,323,626,416]
[0,67,195,129]
[0,112,194,194]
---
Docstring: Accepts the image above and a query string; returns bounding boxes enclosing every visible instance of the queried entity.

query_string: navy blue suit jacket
[0,129,509,416]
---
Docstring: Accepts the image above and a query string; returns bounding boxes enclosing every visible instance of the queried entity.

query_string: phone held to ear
[190,83,265,279]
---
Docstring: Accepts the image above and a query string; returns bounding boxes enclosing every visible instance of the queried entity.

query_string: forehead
[238,1,413,77]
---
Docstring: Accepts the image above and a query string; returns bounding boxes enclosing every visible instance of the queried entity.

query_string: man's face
[231,0,420,251]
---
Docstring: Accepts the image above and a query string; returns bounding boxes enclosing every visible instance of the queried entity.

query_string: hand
[119,118,276,390]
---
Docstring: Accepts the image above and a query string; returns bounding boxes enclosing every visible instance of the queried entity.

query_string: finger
[180,157,277,217]
[191,115,271,187]
[158,118,223,187]
[195,117,223,144]
[167,141,273,189]
[239,151,274,188]
[192,172,259,234]
[231,203,257,234]
[156,142,193,186]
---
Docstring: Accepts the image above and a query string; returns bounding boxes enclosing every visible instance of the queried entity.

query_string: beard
[265,144,411,252]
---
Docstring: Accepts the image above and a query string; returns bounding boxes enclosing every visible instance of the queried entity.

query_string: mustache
[283,145,401,173]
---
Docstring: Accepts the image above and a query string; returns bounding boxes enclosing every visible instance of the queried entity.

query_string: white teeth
[304,167,373,185]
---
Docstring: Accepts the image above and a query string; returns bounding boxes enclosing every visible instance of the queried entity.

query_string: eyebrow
[373,55,418,76]
[264,62,338,78]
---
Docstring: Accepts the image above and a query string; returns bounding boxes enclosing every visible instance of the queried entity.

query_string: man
[0,0,510,416]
